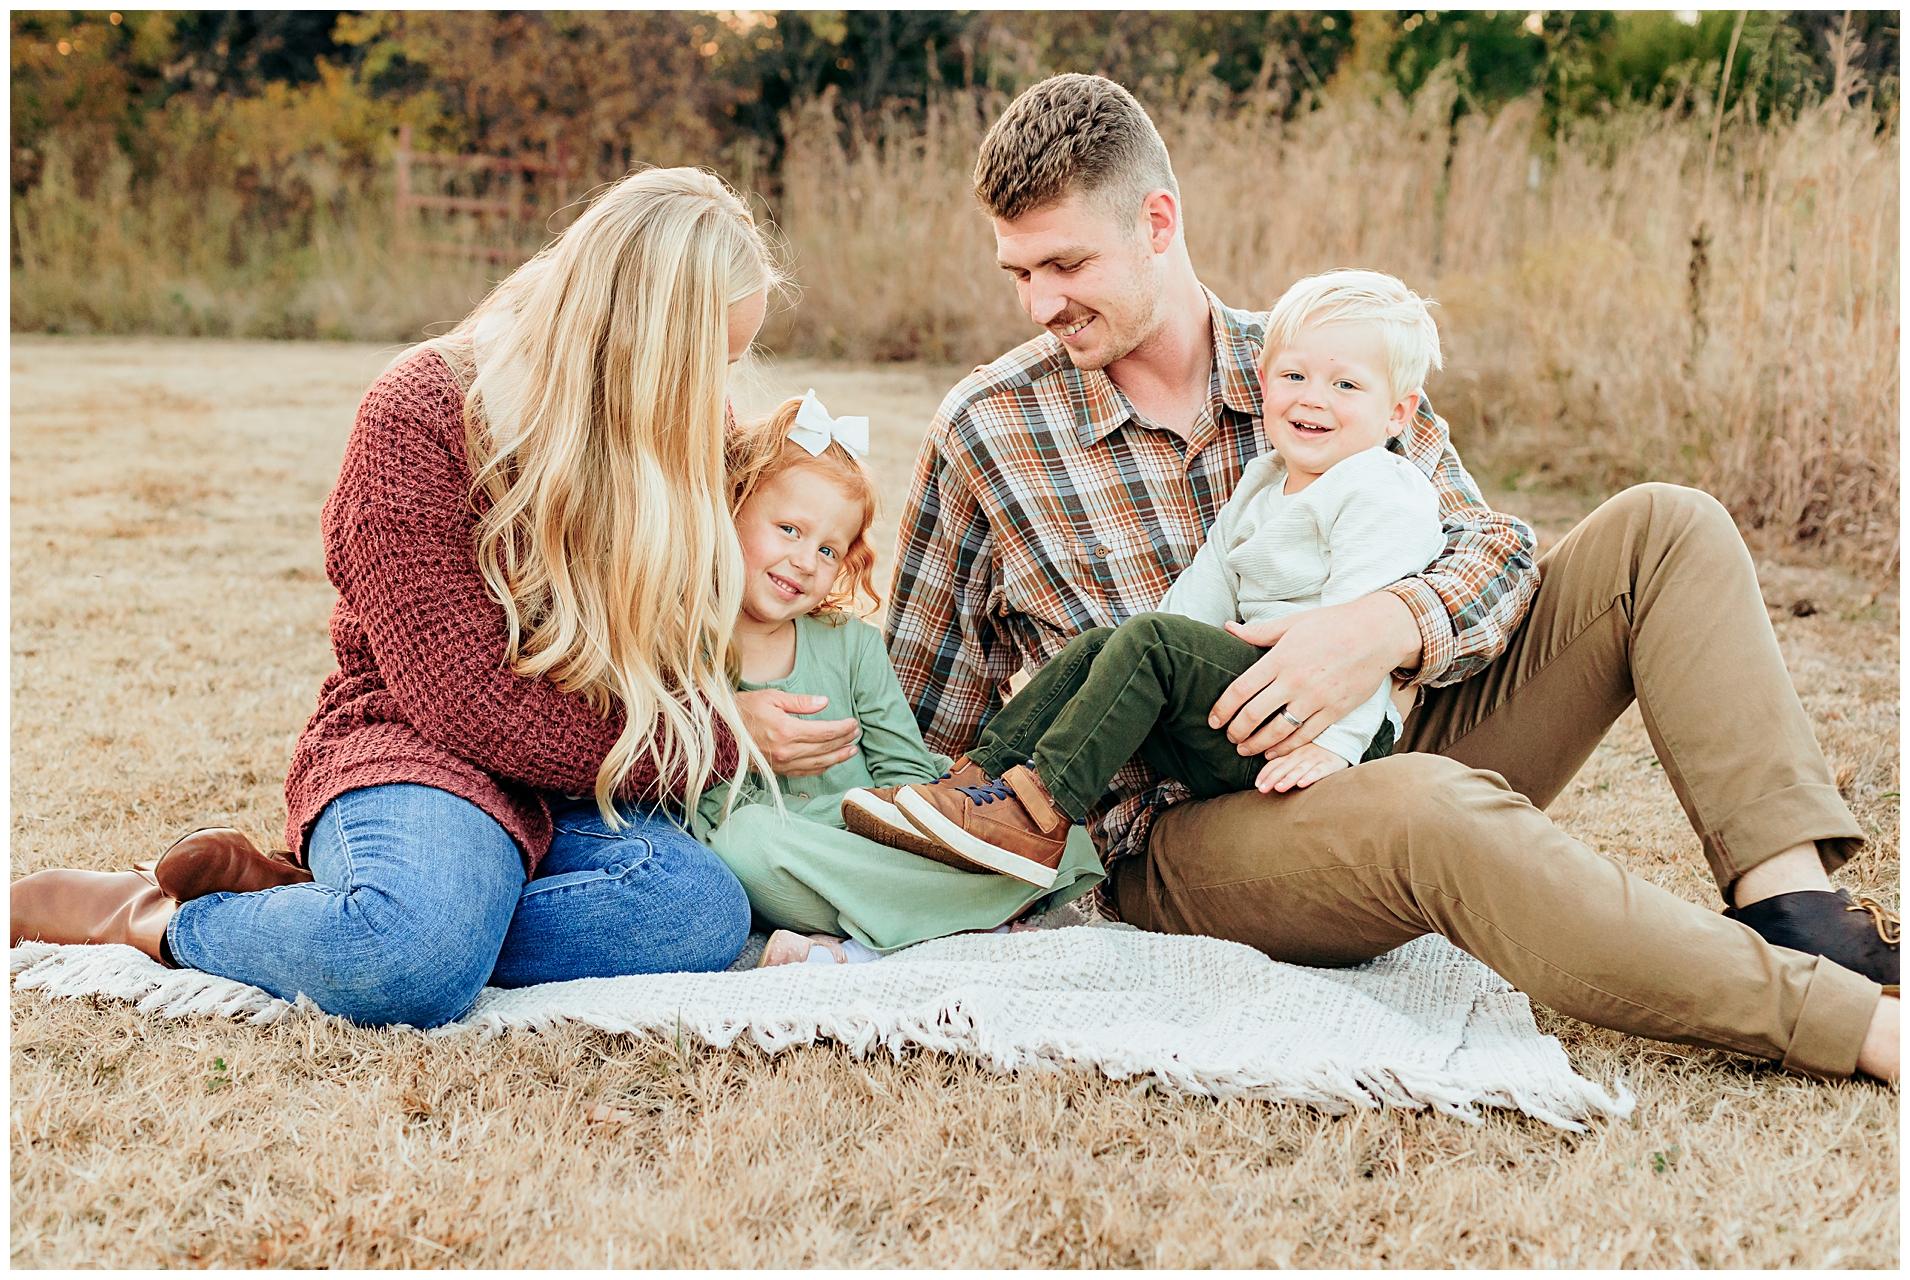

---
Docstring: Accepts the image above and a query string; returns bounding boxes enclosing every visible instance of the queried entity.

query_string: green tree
[1387,11,1546,110]
[332,11,730,172]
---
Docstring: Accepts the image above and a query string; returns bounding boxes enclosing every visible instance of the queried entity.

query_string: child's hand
[1254,742,1351,793]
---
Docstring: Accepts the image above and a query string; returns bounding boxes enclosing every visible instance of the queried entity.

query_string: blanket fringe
[13,941,296,1026]
[11,934,1633,1130]
[436,995,1622,1125]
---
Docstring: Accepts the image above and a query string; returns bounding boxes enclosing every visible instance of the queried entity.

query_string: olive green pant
[1112,484,1879,1077]
[967,612,1392,821]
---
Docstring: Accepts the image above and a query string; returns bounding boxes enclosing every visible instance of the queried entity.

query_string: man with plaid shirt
[883,75,1896,1081]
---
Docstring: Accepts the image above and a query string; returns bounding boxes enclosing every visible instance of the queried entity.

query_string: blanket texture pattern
[10,926,1630,1130]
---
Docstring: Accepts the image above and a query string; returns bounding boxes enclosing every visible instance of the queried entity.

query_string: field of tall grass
[12,73,1899,563]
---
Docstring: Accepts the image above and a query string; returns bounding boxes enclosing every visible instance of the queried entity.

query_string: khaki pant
[1114,484,1880,1077]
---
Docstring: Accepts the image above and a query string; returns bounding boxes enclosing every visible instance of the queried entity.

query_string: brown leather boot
[142,827,312,901]
[10,869,179,965]
[841,757,988,862]
[895,762,1070,889]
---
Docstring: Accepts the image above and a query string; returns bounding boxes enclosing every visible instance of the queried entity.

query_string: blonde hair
[726,397,883,621]
[1262,269,1443,402]
[415,166,781,826]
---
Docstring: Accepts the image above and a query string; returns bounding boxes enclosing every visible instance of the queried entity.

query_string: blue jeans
[165,784,751,1027]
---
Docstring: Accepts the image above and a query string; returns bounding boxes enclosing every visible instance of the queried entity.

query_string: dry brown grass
[10,339,1900,1268]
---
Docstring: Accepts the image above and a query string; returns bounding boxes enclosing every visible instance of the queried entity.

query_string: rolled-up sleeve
[1384,400,1539,687]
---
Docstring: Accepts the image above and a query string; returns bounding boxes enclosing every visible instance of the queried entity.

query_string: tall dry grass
[773,74,1898,563]
[763,89,1025,362]
[9,137,505,340]
[10,75,1898,560]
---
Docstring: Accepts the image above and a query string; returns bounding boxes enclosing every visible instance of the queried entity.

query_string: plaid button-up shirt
[885,288,1538,863]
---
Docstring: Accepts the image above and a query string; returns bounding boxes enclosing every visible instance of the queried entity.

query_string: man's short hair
[1261,270,1444,402]
[973,73,1178,225]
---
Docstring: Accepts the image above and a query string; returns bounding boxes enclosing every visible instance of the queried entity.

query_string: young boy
[848,270,1449,886]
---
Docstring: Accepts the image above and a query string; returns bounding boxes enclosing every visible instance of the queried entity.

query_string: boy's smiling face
[1259,320,1420,490]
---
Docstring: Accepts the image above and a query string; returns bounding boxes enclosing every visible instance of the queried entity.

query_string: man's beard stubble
[1059,244,1166,373]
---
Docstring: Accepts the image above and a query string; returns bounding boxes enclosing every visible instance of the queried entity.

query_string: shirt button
[1095,545,1111,558]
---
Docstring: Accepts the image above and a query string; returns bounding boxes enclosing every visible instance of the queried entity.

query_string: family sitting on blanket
[704,269,1443,966]
[10,75,1897,1085]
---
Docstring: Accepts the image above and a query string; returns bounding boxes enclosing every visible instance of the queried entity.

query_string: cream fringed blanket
[10,926,1631,1131]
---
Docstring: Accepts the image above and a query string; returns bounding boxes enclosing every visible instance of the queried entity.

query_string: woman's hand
[734,689,860,777]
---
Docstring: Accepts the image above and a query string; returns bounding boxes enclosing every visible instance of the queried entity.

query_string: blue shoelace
[956,778,1015,804]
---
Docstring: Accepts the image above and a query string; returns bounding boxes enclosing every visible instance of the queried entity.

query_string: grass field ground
[9,338,1899,1268]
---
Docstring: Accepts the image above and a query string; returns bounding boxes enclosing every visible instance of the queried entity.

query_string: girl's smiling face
[734,464,866,625]
[1259,320,1420,490]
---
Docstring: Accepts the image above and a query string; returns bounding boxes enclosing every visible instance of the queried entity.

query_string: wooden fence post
[394,124,413,251]
[390,129,572,263]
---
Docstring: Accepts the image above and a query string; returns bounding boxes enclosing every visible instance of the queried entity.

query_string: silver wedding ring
[1278,709,1306,728]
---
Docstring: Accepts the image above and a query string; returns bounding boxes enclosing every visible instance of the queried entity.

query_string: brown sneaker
[895,763,1069,889]
[842,757,987,862]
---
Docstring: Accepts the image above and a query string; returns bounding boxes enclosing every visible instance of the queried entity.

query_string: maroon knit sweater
[283,351,738,873]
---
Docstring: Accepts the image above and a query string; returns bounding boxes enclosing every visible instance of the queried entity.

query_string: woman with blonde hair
[10,167,861,1026]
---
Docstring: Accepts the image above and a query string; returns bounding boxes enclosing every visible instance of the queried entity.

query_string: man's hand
[1207,591,1422,758]
[1253,741,1350,793]
[734,689,860,777]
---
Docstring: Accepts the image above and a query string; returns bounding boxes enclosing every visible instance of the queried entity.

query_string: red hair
[726,397,882,619]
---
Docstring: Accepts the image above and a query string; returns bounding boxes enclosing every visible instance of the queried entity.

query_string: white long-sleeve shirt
[1157,445,1445,766]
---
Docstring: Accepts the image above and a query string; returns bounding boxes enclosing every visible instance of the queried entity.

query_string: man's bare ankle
[1733,843,1833,909]
[1856,994,1899,1083]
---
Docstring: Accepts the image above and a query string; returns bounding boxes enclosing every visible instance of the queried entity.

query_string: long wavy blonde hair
[418,167,780,824]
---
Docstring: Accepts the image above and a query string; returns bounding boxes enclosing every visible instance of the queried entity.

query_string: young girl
[701,392,1103,965]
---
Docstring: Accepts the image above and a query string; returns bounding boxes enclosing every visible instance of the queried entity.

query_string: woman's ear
[1387,390,1422,438]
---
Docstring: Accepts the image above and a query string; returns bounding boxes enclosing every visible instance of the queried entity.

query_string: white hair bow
[787,389,869,459]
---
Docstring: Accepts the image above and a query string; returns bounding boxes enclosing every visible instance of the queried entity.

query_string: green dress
[694,613,1104,953]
